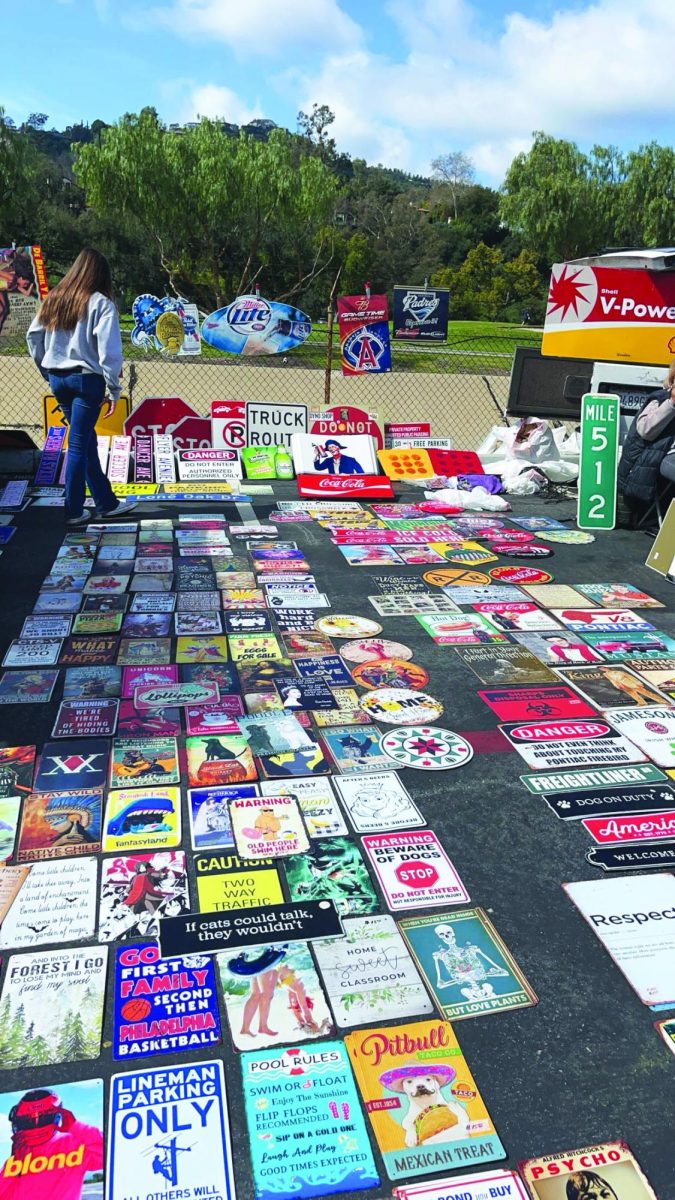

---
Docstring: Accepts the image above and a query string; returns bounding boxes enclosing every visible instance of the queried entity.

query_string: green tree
[58,1010,88,1061]
[74,112,338,307]
[340,232,377,296]
[431,151,476,221]
[28,1035,50,1066]
[0,109,43,241]
[620,142,675,246]
[500,132,608,262]
[432,243,542,320]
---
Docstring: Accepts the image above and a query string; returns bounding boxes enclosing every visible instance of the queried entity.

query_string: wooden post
[324,266,342,408]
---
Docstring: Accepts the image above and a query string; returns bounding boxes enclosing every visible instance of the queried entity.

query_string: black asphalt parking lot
[0,483,673,1198]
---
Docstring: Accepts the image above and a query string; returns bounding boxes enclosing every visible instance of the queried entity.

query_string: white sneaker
[99,501,138,518]
[65,511,91,527]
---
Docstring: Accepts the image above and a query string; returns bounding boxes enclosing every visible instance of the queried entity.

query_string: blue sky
[4,0,675,181]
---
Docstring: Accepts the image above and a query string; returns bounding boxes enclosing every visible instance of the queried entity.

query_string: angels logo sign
[343,326,389,372]
[337,293,391,375]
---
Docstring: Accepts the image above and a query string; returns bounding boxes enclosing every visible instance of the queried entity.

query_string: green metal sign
[577,392,620,530]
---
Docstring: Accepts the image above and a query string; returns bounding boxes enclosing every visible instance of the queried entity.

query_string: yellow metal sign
[111,484,159,496]
[42,393,131,441]
[162,482,233,494]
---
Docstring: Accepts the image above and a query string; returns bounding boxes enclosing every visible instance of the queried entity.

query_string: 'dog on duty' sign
[577,393,619,530]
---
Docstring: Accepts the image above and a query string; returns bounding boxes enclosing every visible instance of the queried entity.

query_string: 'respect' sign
[543,262,675,364]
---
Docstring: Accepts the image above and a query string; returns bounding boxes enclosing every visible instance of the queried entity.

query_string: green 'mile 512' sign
[578,392,620,530]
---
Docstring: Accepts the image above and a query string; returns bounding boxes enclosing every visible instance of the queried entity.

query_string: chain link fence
[0,328,543,449]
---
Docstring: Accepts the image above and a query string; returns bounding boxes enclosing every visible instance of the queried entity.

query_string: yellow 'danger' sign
[42,393,131,442]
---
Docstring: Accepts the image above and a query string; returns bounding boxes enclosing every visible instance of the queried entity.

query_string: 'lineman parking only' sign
[246,400,308,448]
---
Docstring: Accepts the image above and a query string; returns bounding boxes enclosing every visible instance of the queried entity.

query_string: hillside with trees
[1,106,673,321]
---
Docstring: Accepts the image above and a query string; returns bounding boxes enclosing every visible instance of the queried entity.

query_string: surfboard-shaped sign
[202,294,312,355]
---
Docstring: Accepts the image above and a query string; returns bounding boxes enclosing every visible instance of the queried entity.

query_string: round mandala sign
[380,725,474,770]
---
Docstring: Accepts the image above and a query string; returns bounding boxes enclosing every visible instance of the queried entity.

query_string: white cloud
[143,0,363,58]
[179,84,263,126]
[469,138,533,182]
[289,0,675,179]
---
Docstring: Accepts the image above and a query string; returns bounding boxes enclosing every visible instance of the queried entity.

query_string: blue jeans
[48,372,117,517]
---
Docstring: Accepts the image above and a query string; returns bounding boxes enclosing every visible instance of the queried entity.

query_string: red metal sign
[296,473,393,499]
[211,400,246,449]
[310,405,383,450]
[124,396,197,439]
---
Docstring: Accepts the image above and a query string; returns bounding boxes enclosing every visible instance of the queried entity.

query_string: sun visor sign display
[542,262,675,365]
[393,286,449,341]
[337,294,391,375]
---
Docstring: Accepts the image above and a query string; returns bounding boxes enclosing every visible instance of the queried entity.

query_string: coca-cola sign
[296,473,393,499]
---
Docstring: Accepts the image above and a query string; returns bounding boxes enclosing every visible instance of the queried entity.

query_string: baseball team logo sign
[337,294,391,375]
[393,285,450,341]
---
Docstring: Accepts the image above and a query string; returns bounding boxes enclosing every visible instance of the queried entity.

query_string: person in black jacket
[616,361,675,525]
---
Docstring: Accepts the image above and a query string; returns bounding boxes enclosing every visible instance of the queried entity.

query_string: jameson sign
[393,285,449,341]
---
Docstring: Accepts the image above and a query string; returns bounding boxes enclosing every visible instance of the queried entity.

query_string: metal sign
[578,392,620,530]
[211,399,246,448]
[246,400,308,448]
[393,285,450,341]
[43,392,130,440]
[177,449,241,482]
[35,425,66,485]
[107,436,132,484]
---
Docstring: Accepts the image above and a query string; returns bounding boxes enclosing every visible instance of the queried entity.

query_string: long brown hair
[39,248,114,331]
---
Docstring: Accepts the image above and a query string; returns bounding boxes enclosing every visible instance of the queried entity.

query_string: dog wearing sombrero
[379,1063,469,1148]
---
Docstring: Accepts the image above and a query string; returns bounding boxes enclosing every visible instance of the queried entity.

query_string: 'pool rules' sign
[578,392,620,530]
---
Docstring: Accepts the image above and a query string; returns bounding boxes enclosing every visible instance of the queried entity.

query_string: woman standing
[27,248,136,525]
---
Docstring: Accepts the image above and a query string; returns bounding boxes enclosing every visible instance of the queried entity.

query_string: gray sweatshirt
[26,292,123,400]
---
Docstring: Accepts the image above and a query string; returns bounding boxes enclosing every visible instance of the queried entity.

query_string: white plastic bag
[424,486,510,511]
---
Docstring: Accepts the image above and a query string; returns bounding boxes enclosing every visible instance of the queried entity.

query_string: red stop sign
[124,396,197,438]
[171,415,213,450]
[394,860,439,888]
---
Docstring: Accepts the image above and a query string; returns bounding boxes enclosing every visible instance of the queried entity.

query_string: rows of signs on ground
[0,497,672,1200]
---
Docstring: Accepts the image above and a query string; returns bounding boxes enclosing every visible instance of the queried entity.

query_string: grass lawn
[1,316,540,375]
